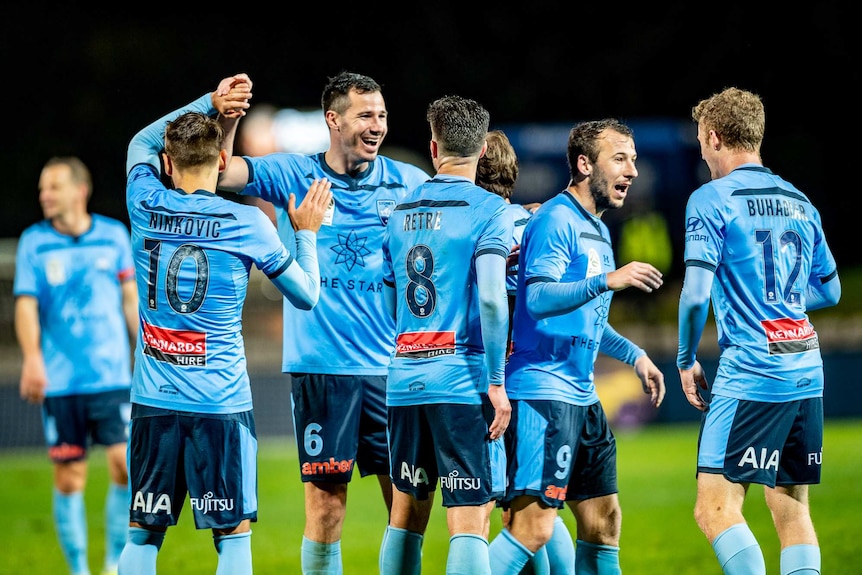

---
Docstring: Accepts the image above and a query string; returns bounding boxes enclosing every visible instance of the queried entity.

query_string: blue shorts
[42,388,131,463]
[289,373,389,482]
[698,395,823,487]
[387,401,505,507]
[501,400,617,508]
[127,404,258,529]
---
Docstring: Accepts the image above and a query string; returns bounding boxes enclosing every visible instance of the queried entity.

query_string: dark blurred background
[1,2,860,442]
[1,3,856,278]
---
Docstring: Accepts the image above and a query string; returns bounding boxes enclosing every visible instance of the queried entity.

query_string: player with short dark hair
[677,87,841,575]
[117,73,331,575]
[489,118,666,575]
[378,94,512,574]
[218,71,429,574]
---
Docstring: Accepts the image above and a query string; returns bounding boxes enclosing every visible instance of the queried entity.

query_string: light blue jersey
[126,96,295,414]
[682,165,837,401]
[242,153,429,375]
[505,202,532,296]
[506,191,616,405]
[382,176,512,406]
[13,215,134,397]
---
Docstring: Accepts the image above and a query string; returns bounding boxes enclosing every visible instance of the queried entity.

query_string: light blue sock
[523,545,550,575]
[780,544,820,575]
[54,489,90,575]
[104,483,129,571]
[214,531,252,575]
[301,536,342,575]
[117,527,163,575]
[575,539,621,575]
[489,528,531,575]
[448,533,490,575]
[712,523,766,575]
[379,526,423,575]
[544,515,575,574]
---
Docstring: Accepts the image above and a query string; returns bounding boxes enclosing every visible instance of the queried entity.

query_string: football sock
[488,528,531,575]
[544,515,575,573]
[117,527,163,575]
[712,523,766,575]
[104,482,129,571]
[522,545,550,575]
[379,525,423,575]
[575,539,621,575]
[780,543,820,575]
[301,536,342,575]
[448,533,491,575]
[54,488,90,575]
[214,531,252,575]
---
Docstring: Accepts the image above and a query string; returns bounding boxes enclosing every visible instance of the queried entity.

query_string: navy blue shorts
[501,399,617,508]
[289,373,389,482]
[697,395,823,486]
[127,404,258,529]
[387,401,505,507]
[42,388,131,463]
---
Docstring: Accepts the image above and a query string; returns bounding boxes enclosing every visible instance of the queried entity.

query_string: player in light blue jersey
[117,74,331,575]
[476,129,534,357]
[218,71,429,574]
[15,156,137,575]
[489,119,666,575]
[377,95,511,575]
[476,129,573,575]
[677,87,840,575]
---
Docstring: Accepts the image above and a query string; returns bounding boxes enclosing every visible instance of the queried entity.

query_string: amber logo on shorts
[302,457,355,476]
[544,484,568,501]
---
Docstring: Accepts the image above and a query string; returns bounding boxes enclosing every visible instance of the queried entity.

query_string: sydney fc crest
[377,200,396,226]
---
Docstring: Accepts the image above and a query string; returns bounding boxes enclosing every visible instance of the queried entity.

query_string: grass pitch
[5,419,860,574]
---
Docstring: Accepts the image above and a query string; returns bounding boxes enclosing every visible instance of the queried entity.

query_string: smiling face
[327,88,389,175]
[586,128,638,214]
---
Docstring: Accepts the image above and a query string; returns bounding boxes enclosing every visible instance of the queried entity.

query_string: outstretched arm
[525,260,663,320]
[126,73,252,175]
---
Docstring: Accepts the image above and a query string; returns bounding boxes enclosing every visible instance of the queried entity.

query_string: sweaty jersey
[682,164,837,401]
[13,215,134,397]
[382,176,512,406]
[126,96,296,414]
[241,153,429,375]
[505,202,533,296]
[506,191,616,405]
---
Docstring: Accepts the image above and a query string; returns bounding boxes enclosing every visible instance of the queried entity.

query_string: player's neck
[434,156,477,181]
[51,210,92,237]
[172,172,218,195]
[717,151,761,179]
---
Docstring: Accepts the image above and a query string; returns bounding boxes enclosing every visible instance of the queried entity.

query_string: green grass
[5,419,861,574]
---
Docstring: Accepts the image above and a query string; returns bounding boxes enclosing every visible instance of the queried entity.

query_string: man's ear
[429,139,438,160]
[162,152,173,177]
[325,110,339,131]
[577,154,591,177]
[478,140,488,159]
[218,149,228,172]
[710,130,722,151]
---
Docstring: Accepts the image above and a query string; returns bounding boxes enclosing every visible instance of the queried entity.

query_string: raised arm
[126,73,252,175]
